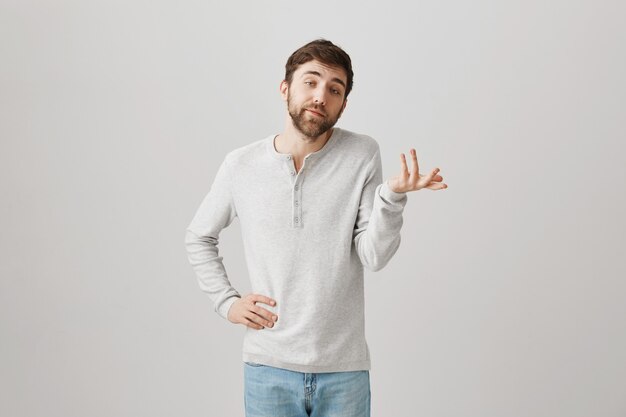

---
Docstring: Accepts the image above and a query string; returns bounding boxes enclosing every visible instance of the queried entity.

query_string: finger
[399,153,409,177]
[243,317,264,330]
[424,168,440,182]
[426,182,448,190]
[244,311,268,328]
[410,149,419,179]
[416,168,440,190]
[250,294,277,307]
[251,305,277,325]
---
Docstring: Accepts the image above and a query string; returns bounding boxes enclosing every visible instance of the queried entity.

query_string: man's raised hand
[227,294,278,330]
[387,148,448,193]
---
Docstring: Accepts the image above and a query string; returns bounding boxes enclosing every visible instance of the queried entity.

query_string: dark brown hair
[284,39,354,99]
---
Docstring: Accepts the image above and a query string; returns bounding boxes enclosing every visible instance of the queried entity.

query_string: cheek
[332,100,345,114]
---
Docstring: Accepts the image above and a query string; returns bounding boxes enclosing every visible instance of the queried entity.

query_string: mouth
[306,109,325,117]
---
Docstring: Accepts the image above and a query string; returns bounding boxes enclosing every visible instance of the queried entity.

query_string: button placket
[282,154,315,229]
[293,180,303,228]
[287,156,295,176]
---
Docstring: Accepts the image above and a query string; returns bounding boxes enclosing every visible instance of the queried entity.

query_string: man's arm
[185,156,279,330]
[185,156,241,320]
[353,147,408,272]
[352,146,447,272]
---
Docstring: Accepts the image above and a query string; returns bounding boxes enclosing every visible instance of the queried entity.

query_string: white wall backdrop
[1,0,625,416]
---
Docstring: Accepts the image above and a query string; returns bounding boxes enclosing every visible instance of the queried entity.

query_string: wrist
[382,181,408,204]
[386,179,403,194]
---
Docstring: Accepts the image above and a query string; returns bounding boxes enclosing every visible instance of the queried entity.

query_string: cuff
[380,181,408,205]
[217,295,241,321]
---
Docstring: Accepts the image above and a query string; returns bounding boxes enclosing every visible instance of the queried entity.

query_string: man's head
[280,39,354,139]
[284,39,354,100]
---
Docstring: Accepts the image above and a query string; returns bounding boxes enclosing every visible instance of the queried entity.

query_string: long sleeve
[353,147,408,271]
[185,156,241,320]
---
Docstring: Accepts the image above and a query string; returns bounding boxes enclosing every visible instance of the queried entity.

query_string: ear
[279,80,289,101]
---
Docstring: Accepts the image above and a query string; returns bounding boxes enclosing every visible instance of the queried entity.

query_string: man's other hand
[227,294,278,330]
[387,148,448,193]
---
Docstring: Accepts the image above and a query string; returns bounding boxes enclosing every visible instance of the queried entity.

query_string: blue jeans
[243,362,371,417]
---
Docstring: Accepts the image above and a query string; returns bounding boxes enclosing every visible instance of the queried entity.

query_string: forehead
[294,60,347,84]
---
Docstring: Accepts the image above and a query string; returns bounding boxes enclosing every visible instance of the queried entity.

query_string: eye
[304,81,315,87]
[331,89,341,95]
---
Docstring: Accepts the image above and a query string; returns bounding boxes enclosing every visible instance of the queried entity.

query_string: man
[185,39,447,417]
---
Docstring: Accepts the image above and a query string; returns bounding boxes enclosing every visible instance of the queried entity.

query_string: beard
[287,93,342,140]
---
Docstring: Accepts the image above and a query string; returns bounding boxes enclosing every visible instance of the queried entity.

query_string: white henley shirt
[185,127,407,373]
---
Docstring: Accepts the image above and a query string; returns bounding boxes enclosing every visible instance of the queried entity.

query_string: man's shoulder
[223,134,273,166]
[334,127,380,160]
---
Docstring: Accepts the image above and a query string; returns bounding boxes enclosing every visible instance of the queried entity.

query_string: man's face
[281,60,348,140]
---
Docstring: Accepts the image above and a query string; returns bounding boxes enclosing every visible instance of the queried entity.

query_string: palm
[388,148,447,193]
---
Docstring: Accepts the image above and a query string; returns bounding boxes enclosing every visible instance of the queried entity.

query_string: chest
[233,158,365,230]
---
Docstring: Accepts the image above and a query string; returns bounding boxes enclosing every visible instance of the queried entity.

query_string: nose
[313,87,328,106]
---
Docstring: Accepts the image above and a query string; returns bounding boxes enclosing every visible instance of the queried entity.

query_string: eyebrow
[301,70,346,89]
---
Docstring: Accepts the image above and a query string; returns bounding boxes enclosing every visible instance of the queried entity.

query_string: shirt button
[294,185,299,190]
[295,217,299,223]
[295,201,299,206]
[290,171,295,176]
[286,155,291,160]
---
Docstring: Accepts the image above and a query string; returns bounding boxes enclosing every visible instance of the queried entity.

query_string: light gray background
[1,0,625,416]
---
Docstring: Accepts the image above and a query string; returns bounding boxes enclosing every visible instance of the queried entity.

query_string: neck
[274,119,334,159]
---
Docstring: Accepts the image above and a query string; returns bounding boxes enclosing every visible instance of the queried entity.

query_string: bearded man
[185,38,447,417]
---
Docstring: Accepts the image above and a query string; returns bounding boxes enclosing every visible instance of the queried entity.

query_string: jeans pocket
[244,361,264,367]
